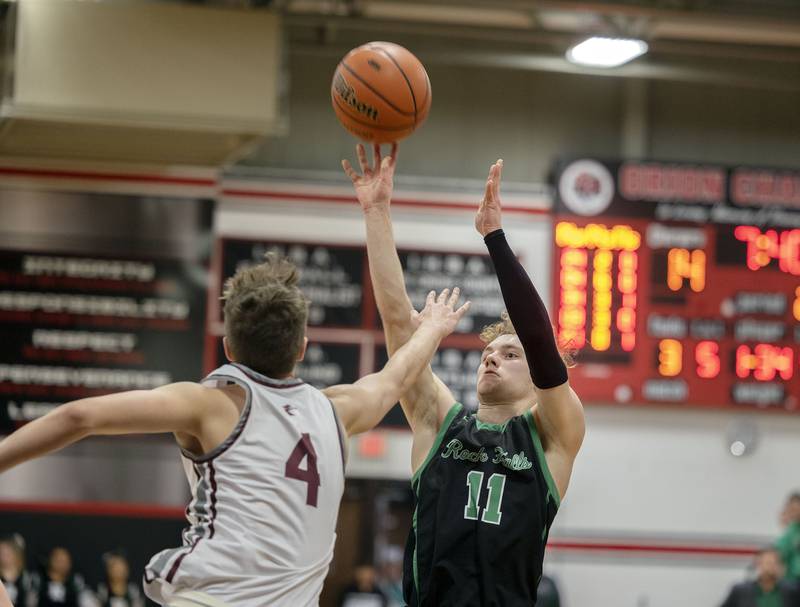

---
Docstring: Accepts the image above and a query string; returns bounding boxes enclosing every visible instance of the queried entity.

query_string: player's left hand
[475,159,504,237]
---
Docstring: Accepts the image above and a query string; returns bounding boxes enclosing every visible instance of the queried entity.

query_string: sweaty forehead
[484,333,522,351]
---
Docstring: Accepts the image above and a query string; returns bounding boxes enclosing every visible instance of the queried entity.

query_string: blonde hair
[222,252,308,377]
[479,311,576,367]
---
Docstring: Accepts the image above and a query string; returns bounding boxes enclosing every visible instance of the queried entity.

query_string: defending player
[345,145,585,606]
[0,253,470,607]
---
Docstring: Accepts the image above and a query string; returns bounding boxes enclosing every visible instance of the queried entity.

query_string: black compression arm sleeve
[484,229,568,389]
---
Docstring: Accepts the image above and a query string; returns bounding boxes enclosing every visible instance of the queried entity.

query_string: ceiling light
[566,36,648,68]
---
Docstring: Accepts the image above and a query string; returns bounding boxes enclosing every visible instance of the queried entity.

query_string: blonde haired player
[0,253,470,607]
[346,145,584,606]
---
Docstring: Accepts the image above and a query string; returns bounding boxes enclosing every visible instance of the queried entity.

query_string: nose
[484,352,499,368]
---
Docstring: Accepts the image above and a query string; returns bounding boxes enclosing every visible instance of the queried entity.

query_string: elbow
[59,401,95,434]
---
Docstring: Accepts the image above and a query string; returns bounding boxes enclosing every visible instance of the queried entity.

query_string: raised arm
[343,144,458,435]
[476,160,585,493]
[325,288,469,436]
[0,382,224,475]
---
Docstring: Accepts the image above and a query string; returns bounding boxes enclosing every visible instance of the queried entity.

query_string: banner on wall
[553,159,800,411]
[0,250,207,433]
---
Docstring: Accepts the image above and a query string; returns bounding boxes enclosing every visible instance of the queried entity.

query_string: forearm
[484,229,567,389]
[377,324,444,405]
[364,207,415,340]
[0,403,89,474]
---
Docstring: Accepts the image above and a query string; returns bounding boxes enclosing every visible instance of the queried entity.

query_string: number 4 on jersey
[464,471,507,525]
[285,434,320,507]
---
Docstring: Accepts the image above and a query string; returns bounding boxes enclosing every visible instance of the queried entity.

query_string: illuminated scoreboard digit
[553,159,800,412]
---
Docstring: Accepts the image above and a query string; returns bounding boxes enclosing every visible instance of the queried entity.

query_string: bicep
[535,383,586,457]
[74,382,206,436]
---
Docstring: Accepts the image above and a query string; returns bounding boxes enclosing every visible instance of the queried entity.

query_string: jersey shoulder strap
[522,409,561,509]
[411,402,466,490]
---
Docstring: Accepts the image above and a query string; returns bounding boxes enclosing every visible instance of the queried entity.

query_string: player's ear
[296,336,309,363]
[222,337,236,363]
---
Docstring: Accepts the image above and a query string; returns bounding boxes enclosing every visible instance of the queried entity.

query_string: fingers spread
[342,159,358,181]
[426,290,436,306]
[389,142,398,166]
[373,143,382,170]
[437,288,450,304]
[455,301,472,319]
[357,144,369,173]
[447,287,461,308]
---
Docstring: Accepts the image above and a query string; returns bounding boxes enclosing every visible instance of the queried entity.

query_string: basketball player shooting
[0,253,470,607]
[345,144,585,606]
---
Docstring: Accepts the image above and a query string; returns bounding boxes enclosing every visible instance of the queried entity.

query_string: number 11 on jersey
[464,471,507,525]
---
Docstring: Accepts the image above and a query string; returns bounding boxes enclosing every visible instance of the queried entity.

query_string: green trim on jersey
[410,401,463,600]
[524,410,561,509]
[411,402,463,488]
[473,416,511,433]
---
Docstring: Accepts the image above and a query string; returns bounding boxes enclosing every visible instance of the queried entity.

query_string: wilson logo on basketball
[333,72,379,122]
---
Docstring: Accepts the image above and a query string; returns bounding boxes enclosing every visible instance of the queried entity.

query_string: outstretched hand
[411,287,471,337]
[342,143,398,211]
[475,159,504,237]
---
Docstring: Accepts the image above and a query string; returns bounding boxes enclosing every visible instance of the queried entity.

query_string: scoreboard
[553,159,800,411]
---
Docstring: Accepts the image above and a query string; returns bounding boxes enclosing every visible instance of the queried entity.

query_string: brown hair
[222,252,308,377]
[479,311,576,367]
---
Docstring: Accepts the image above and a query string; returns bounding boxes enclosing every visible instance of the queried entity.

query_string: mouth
[482,370,499,378]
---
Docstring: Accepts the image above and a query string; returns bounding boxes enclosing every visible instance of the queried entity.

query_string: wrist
[483,228,505,242]
[418,320,448,339]
[363,202,391,215]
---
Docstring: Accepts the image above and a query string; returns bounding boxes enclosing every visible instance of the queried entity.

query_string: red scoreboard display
[553,159,800,411]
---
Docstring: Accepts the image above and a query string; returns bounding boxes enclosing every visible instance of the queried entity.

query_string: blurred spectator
[376,546,403,607]
[720,547,800,607]
[30,547,90,607]
[0,535,34,607]
[94,551,143,607]
[536,574,561,607]
[776,492,800,582]
[338,564,387,607]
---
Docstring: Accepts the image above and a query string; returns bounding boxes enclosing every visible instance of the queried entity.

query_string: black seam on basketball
[340,61,416,117]
[373,47,418,122]
[333,95,414,131]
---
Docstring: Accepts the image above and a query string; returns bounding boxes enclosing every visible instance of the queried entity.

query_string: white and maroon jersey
[144,363,346,607]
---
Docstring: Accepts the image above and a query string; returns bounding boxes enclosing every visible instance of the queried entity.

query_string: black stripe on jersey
[326,398,347,474]
[166,462,219,583]
[232,363,305,389]
[208,461,218,539]
[181,374,253,463]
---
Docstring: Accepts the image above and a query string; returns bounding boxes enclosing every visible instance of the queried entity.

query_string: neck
[49,571,66,583]
[476,399,530,424]
[0,567,18,581]
[109,580,127,594]
[759,578,777,593]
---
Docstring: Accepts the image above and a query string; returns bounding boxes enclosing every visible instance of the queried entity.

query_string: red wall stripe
[0,167,216,187]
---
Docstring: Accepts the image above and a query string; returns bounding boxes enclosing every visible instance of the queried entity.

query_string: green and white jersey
[403,403,560,607]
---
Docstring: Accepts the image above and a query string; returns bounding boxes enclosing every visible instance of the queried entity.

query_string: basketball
[331,41,431,143]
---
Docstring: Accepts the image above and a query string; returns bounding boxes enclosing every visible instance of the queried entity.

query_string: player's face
[788,498,800,522]
[0,544,15,569]
[756,551,784,582]
[477,334,535,403]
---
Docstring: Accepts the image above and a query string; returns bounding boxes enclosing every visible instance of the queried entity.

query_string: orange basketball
[331,41,431,143]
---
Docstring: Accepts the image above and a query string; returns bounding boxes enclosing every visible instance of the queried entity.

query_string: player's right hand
[342,142,398,211]
[411,288,471,337]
